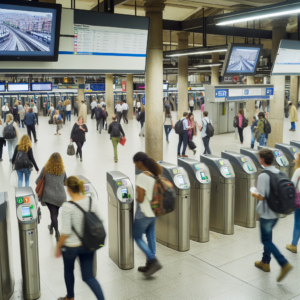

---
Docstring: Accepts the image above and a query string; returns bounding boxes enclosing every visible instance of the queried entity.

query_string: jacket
[108,121,125,138]
[289,105,299,122]
[95,107,103,120]
[2,120,19,139]
[251,120,258,132]
[257,118,265,134]
[70,123,88,142]
[24,113,36,126]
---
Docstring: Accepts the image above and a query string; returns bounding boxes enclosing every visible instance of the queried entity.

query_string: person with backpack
[12,135,39,187]
[252,149,293,282]
[237,109,247,147]
[177,112,192,158]
[251,116,258,149]
[70,116,88,162]
[196,111,212,155]
[133,152,163,277]
[289,101,298,132]
[255,112,269,146]
[95,104,103,133]
[55,176,105,300]
[101,106,108,131]
[2,113,18,162]
[35,153,67,242]
[24,108,38,143]
[108,114,125,163]
[164,107,174,143]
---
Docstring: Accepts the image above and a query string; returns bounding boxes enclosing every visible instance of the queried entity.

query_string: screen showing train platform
[22,206,31,218]
[31,83,52,91]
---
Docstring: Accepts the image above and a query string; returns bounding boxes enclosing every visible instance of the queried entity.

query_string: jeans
[260,218,288,267]
[7,137,18,161]
[202,136,211,154]
[291,122,296,130]
[34,113,39,125]
[292,209,300,246]
[62,246,104,299]
[164,125,172,141]
[251,132,255,149]
[259,133,266,146]
[97,118,103,132]
[111,137,120,159]
[178,131,188,155]
[66,111,71,121]
[133,217,157,261]
[27,124,37,142]
[16,168,31,187]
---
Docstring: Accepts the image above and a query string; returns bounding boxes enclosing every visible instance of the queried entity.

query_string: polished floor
[1,110,300,300]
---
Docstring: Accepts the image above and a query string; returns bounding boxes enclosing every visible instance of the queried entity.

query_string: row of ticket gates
[1,141,300,300]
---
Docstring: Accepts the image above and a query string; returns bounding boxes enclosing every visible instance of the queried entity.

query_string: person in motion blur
[36,152,67,242]
[187,113,196,155]
[13,102,19,124]
[66,100,72,122]
[164,107,174,143]
[78,100,87,123]
[24,102,30,115]
[32,103,38,126]
[70,116,88,162]
[95,104,103,133]
[121,101,129,124]
[74,100,79,117]
[56,176,105,300]
[24,108,38,143]
[53,109,63,135]
[19,106,25,128]
[133,152,163,277]
[2,103,10,121]
[189,98,194,113]
[251,116,258,149]
[289,101,298,132]
[115,100,122,123]
[90,99,97,119]
[0,120,4,162]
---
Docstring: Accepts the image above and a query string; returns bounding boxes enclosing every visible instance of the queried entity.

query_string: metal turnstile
[221,151,258,228]
[200,155,235,235]
[0,192,14,300]
[275,143,300,178]
[15,187,41,300]
[156,161,190,251]
[177,157,211,243]
[240,148,262,174]
[107,171,134,270]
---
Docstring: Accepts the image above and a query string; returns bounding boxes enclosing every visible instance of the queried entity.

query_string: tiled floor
[1,110,300,300]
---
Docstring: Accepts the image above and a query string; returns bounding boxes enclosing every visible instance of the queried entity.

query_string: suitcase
[188,140,196,150]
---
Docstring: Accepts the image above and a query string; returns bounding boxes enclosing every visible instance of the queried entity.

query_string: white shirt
[49,106,54,112]
[121,103,129,111]
[165,114,172,125]
[90,101,97,109]
[137,102,141,108]
[133,100,136,107]
[33,106,37,113]
[189,100,194,107]
[66,104,71,111]
[2,105,9,112]
[115,104,122,112]
[100,101,105,108]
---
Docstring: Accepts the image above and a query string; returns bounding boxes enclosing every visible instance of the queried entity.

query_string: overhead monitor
[221,43,263,76]
[31,82,52,91]
[7,83,29,92]
[272,40,300,75]
[0,0,62,61]
[163,83,169,90]
[0,83,5,92]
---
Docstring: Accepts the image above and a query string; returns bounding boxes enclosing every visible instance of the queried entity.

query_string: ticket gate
[107,171,134,270]
[290,140,300,150]
[275,143,300,178]
[177,157,211,243]
[156,161,191,251]
[15,187,41,300]
[221,151,258,228]
[0,192,14,300]
[200,155,235,235]
[240,148,262,174]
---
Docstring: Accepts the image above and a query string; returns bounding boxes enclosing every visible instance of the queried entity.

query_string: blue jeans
[178,131,188,155]
[259,133,266,146]
[251,132,255,149]
[16,168,31,187]
[260,218,288,267]
[7,137,18,161]
[66,111,71,121]
[291,122,296,130]
[62,246,104,299]
[202,136,211,154]
[133,217,157,261]
[292,209,300,246]
[164,125,172,141]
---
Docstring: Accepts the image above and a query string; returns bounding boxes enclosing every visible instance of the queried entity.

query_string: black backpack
[70,197,106,251]
[4,123,16,139]
[112,122,120,136]
[13,106,18,116]
[242,116,248,128]
[233,117,238,128]
[175,120,184,135]
[264,119,271,134]
[15,151,31,170]
[203,119,214,137]
[262,170,295,215]
[95,108,103,120]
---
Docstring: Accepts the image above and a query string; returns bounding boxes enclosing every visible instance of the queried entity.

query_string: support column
[290,76,298,107]
[144,0,165,161]
[126,74,134,120]
[177,32,190,119]
[246,76,256,121]
[105,74,114,123]
[77,77,84,112]
[211,53,219,85]
[269,18,288,147]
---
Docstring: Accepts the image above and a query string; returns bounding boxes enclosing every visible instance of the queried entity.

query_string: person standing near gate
[32,103,38,126]
[189,98,194,113]
[24,108,38,143]
[74,100,79,117]
[289,101,298,132]
[196,111,212,155]
[90,99,97,119]
[121,101,129,124]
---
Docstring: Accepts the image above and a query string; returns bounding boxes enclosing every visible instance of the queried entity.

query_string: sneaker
[254,261,270,272]
[144,259,162,277]
[182,155,188,158]
[138,262,149,273]
[277,263,293,282]
[286,244,297,253]
[48,225,53,235]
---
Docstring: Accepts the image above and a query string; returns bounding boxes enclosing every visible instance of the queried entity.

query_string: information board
[7,83,29,92]
[0,83,5,92]
[31,83,52,91]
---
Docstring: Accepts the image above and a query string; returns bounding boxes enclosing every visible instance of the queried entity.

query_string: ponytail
[65,176,86,194]
[133,152,162,176]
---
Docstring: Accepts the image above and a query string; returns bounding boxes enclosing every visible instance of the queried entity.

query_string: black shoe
[48,225,53,235]
[34,140,38,143]
[144,259,162,277]
[0,158,3,162]
[138,262,149,273]
[55,231,60,242]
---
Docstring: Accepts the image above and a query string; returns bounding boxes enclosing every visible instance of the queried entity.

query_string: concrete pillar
[177,32,190,119]
[290,76,298,107]
[105,74,114,123]
[144,0,165,161]
[246,76,256,121]
[269,18,288,147]
[211,53,219,85]
[126,74,134,120]
[77,77,84,112]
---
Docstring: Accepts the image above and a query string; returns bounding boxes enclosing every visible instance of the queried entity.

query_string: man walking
[289,101,298,132]
[255,112,266,146]
[121,101,129,124]
[95,104,103,133]
[177,112,191,157]
[90,99,97,119]
[100,98,106,108]
[74,100,79,117]
[196,111,212,155]
[24,108,38,143]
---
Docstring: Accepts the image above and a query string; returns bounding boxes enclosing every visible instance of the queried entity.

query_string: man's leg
[177,134,183,155]
[99,118,103,133]
[31,125,37,142]
[182,131,188,155]
[27,126,32,141]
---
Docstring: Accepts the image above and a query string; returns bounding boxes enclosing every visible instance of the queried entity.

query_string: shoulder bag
[35,171,46,199]
[295,177,300,209]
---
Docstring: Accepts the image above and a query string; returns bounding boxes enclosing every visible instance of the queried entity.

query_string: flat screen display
[247,164,254,172]
[163,83,169,90]
[0,83,5,92]
[22,206,31,218]
[31,83,52,91]
[177,175,185,185]
[8,83,29,91]
[0,1,61,61]
[194,164,200,171]
[200,172,206,180]
[121,188,128,199]
[223,167,231,176]
[222,43,263,76]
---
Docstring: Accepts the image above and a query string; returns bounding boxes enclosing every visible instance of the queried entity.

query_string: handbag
[67,143,75,156]
[10,170,18,188]
[188,140,196,150]
[296,179,300,209]
[48,119,53,124]
[35,171,46,199]
[120,136,126,146]
[254,129,262,142]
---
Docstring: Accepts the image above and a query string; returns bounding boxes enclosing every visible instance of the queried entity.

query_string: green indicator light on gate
[16,198,23,204]
[116,181,121,186]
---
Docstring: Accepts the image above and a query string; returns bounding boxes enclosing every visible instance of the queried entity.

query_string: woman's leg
[16,170,24,187]
[164,125,168,140]
[238,127,243,144]
[24,169,31,187]
[145,218,157,256]
[7,140,12,161]
[76,142,83,158]
[46,203,59,232]
[292,209,300,246]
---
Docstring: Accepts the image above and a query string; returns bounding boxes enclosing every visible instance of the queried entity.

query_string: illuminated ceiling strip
[167,49,227,57]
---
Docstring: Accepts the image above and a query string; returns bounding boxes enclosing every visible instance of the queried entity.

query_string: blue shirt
[181,117,188,130]
[251,120,258,132]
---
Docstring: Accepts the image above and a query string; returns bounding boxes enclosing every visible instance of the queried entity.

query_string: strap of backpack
[69,201,86,242]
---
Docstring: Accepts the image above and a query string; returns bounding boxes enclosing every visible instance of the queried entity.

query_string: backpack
[175,119,184,135]
[242,116,248,128]
[148,173,176,217]
[14,151,31,170]
[264,119,271,134]
[262,170,295,215]
[112,122,120,136]
[233,117,238,128]
[70,197,106,251]
[13,106,18,116]
[95,108,103,120]
[3,123,16,139]
[203,119,214,138]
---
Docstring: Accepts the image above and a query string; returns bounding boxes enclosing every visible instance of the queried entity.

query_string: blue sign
[90,83,105,91]
[142,97,145,105]
[243,89,249,95]
[215,89,228,98]
[266,88,274,96]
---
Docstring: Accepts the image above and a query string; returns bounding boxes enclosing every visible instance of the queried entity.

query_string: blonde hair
[18,135,32,153]
[116,100,119,104]
[65,176,85,194]
[294,153,300,174]
[5,113,13,123]
[45,153,65,176]
[141,105,145,112]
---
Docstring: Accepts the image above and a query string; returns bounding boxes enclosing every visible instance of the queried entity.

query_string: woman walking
[12,135,39,187]
[237,109,245,147]
[66,100,72,122]
[53,109,63,135]
[70,116,88,162]
[187,113,196,155]
[136,100,141,112]
[164,108,174,143]
[137,106,145,137]
[0,120,5,162]
[56,176,104,300]
[2,114,19,162]
[133,152,163,277]
[36,153,67,241]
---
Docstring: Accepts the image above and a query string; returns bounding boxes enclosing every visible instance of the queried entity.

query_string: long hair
[45,152,65,176]
[133,152,162,176]
[65,176,85,194]
[18,135,32,153]
[5,113,13,123]
[238,109,244,117]
[141,105,145,112]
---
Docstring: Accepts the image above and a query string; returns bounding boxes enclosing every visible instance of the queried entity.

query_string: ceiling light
[194,63,222,68]
[167,48,227,57]
[215,0,300,26]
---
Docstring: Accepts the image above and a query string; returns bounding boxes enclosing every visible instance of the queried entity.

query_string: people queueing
[24,108,38,143]
[70,116,88,162]
[196,111,212,155]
